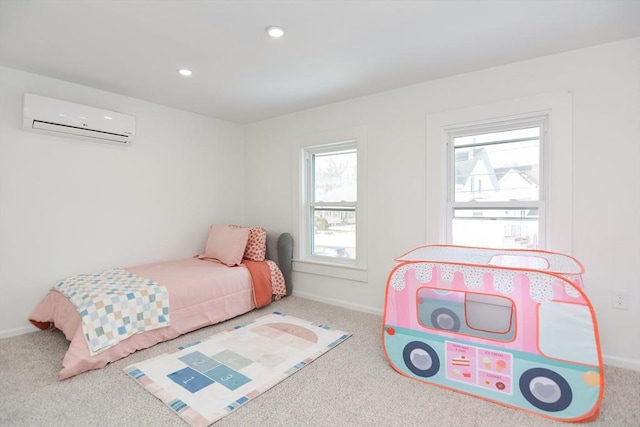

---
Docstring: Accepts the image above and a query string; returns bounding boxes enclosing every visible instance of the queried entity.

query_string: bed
[29,226,294,380]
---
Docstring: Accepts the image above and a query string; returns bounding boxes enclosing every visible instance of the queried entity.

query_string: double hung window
[303,141,357,263]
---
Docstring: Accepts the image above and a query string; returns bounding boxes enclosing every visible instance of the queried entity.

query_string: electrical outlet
[612,289,629,310]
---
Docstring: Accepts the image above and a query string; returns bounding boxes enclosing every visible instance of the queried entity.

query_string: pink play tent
[382,245,603,422]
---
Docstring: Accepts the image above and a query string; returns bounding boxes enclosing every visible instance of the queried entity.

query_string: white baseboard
[291,291,640,372]
[0,324,39,339]
[291,290,383,316]
[602,354,640,372]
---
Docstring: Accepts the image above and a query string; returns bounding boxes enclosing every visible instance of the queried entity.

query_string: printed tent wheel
[519,368,573,412]
[403,341,440,378]
[430,307,461,332]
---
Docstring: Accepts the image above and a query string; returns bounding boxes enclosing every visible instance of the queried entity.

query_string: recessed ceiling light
[178,68,193,77]
[266,26,285,38]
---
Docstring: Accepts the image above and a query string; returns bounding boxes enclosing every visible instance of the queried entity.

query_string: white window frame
[444,114,548,248]
[292,126,368,282]
[426,91,573,253]
[303,140,357,264]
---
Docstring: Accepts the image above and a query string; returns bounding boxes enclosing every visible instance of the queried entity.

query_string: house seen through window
[447,116,546,249]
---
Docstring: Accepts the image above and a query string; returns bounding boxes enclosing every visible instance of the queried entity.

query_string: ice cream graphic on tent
[382,245,603,423]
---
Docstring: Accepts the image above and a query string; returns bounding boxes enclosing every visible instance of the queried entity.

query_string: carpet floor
[0,295,638,426]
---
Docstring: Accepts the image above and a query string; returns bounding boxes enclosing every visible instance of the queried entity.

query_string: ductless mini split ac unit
[22,93,136,145]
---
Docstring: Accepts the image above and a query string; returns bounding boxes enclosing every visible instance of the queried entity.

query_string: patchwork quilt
[54,268,170,355]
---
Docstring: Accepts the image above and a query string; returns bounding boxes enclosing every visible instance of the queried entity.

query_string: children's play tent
[382,245,603,422]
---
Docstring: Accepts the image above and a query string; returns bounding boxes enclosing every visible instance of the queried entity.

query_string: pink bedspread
[29,258,257,380]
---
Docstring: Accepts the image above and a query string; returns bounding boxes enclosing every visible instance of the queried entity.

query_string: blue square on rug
[179,351,221,373]
[168,367,214,393]
[204,364,251,391]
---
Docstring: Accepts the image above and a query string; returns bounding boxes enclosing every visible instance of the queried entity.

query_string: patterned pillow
[230,225,267,261]
[266,260,287,300]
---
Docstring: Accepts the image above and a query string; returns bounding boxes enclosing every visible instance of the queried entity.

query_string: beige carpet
[1,295,638,426]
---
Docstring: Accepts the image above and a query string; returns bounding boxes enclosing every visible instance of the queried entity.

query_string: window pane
[538,302,599,365]
[454,128,540,202]
[454,127,539,147]
[465,293,514,334]
[312,208,355,259]
[452,208,539,249]
[313,151,357,202]
[416,288,515,342]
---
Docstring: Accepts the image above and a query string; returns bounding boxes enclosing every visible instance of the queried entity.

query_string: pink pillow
[200,224,250,266]
[231,225,267,261]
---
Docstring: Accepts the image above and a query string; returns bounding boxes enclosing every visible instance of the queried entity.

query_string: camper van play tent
[382,245,603,422]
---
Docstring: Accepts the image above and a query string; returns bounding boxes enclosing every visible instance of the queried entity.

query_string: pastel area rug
[124,312,351,426]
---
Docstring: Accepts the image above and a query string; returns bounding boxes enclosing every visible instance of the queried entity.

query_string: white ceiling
[1,0,639,124]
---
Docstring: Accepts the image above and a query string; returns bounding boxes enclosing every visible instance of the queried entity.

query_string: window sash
[309,206,356,260]
[446,115,547,249]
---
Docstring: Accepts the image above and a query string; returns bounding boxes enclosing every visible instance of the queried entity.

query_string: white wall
[244,38,640,370]
[1,39,638,371]
[0,67,245,336]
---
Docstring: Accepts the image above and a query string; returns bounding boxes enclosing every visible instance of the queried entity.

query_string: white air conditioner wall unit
[22,93,136,145]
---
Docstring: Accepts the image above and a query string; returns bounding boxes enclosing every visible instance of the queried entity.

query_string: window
[294,126,367,281]
[303,141,357,263]
[538,302,599,365]
[445,115,547,249]
[416,288,516,342]
[426,91,573,253]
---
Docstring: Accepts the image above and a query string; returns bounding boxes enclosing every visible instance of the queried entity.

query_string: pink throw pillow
[230,225,267,261]
[200,224,249,266]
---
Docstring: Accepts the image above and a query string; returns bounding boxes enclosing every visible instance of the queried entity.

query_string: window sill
[292,259,368,282]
